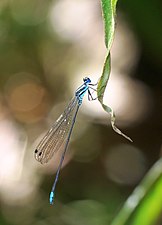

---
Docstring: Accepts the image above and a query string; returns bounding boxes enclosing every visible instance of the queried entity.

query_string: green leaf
[97,54,111,104]
[97,0,132,142]
[110,158,162,225]
[101,0,118,50]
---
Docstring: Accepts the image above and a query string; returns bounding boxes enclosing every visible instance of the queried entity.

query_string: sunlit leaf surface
[97,0,132,141]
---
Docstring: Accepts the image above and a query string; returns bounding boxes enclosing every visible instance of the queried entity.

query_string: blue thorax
[75,77,91,105]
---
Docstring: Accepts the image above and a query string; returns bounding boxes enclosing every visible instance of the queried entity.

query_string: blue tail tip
[49,191,54,205]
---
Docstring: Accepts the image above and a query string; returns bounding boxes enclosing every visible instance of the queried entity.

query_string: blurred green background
[0,0,161,225]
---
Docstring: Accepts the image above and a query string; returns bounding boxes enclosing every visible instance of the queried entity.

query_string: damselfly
[34,77,96,204]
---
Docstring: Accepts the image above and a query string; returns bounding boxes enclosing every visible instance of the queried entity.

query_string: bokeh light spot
[104,144,147,185]
[0,119,32,204]
[49,0,96,42]
[5,73,50,123]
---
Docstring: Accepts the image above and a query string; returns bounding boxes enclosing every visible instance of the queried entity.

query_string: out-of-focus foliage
[0,1,161,225]
[111,158,162,225]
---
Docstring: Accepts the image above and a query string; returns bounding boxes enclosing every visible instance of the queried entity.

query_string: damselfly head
[83,77,91,84]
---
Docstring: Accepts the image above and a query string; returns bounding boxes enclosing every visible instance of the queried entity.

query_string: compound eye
[83,77,91,83]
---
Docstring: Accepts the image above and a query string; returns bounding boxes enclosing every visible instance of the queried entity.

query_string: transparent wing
[34,97,78,164]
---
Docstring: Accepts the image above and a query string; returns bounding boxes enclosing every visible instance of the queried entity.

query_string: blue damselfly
[34,77,96,204]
